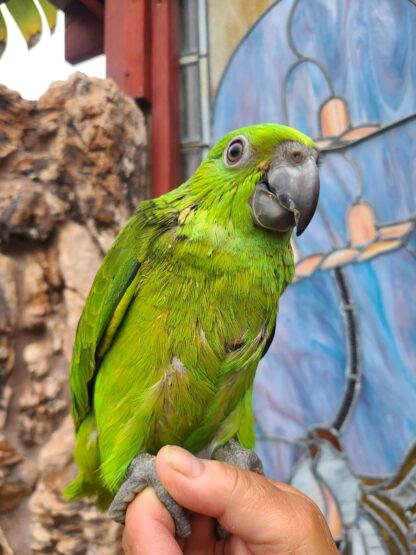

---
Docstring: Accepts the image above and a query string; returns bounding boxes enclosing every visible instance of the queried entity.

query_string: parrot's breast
[93,230,292,490]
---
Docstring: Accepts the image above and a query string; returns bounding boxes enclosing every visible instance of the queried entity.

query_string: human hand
[122,445,338,555]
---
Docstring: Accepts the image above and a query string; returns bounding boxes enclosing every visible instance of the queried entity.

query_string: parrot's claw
[108,453,191,538]
[212,438,264,474]
[212,438,264,539]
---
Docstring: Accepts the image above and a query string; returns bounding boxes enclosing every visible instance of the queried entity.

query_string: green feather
[65,124,314,504]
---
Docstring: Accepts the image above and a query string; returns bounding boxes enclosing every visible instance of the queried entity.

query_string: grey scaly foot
[109,453,192,538]
[213,438,264,474]
[212,439,264,539]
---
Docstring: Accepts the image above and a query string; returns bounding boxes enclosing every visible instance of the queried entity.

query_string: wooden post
[105,0,152,101]
[150,0,181,196]
[69,0,181,197]
[65,1,104,64]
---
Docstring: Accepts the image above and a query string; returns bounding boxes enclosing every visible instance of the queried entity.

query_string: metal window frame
[179,0,211,179]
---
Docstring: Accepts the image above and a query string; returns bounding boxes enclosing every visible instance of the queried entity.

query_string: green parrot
[64,123,320,537]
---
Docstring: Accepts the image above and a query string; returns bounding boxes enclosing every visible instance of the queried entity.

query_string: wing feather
[69,203,179,429]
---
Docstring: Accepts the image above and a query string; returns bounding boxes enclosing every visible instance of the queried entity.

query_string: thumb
[156,445,336,553]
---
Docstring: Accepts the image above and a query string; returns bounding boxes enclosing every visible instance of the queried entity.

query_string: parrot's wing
[260,322,276,359]
[69,203,178,429]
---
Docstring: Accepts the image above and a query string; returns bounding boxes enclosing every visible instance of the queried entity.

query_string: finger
[123,487,182,555]
[269,479,312,499]
[156,446,283,544]
[184,513,217,554]
[156,446,337,554]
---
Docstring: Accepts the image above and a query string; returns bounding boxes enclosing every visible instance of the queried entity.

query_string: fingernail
[164,445,204,478]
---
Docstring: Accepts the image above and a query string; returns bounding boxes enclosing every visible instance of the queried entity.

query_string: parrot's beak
[250,157,320,236]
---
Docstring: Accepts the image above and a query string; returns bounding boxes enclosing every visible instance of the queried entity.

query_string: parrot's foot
[108,453,191,538]
[212,438,264,474]
[212,439,264,539]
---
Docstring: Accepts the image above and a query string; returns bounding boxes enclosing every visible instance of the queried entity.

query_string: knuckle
[121,532,131,554]
[224,463,266,508]
[226,463,245,501]
[286,494,335,552]
[295,495,325,530]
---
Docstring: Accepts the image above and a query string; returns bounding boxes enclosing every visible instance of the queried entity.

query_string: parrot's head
[190,123,320,237]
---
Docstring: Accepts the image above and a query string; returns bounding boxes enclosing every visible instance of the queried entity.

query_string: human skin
[122,445,338,555]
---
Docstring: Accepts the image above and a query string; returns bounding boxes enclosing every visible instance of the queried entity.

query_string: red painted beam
[105,0,151,100]
[151,0,181,196]
[65,1,104,65]
[66,0,180,197]
[79,0,104,21]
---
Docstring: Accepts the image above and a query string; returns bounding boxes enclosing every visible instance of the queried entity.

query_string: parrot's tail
[63,476,112,510]
[62,474,88,502]
[63,413,112,510]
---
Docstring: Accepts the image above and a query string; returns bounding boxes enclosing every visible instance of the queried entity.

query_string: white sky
[0,2,105,100]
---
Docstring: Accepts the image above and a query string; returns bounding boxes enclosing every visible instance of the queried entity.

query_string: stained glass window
[209,0,416,551]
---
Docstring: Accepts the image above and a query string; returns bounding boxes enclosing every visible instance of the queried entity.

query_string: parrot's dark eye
[227,140,244,163]
[224,135,250,167]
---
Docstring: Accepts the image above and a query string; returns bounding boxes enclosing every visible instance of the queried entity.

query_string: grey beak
[251,158,320,236]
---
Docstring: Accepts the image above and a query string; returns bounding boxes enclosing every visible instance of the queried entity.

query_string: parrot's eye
[227,140,244,163]
[224,135,250,167]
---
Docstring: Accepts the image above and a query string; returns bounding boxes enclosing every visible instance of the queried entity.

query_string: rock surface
[0,73,148,554]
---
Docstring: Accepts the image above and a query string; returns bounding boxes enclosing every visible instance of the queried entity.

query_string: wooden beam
[65,0,180,195]
[79,0,104,21]
[65,1,104,65]
[151,0,180,196]
[105,0,151,101]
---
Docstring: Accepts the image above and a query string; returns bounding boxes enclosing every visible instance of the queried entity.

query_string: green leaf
[0,9,7,58]
[38,0,57,33]
[5,0,42,49]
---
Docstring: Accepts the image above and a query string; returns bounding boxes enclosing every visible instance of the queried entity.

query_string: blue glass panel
[255,242,416,477]
[212,0,296,141]
[213,0,416,137]
[407,227,416,255]
[253,270,347,441]
[297,118,416,260]
[298,119,416,257]
[293,207,334,258]
[255,435,307,483]
[285,61,331,137]
[319,154,360,244]
[294,153,360,257]
[291,0,416,125]
[342,248,416,474]
[290,1,345,89]
[348,118,416,224]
